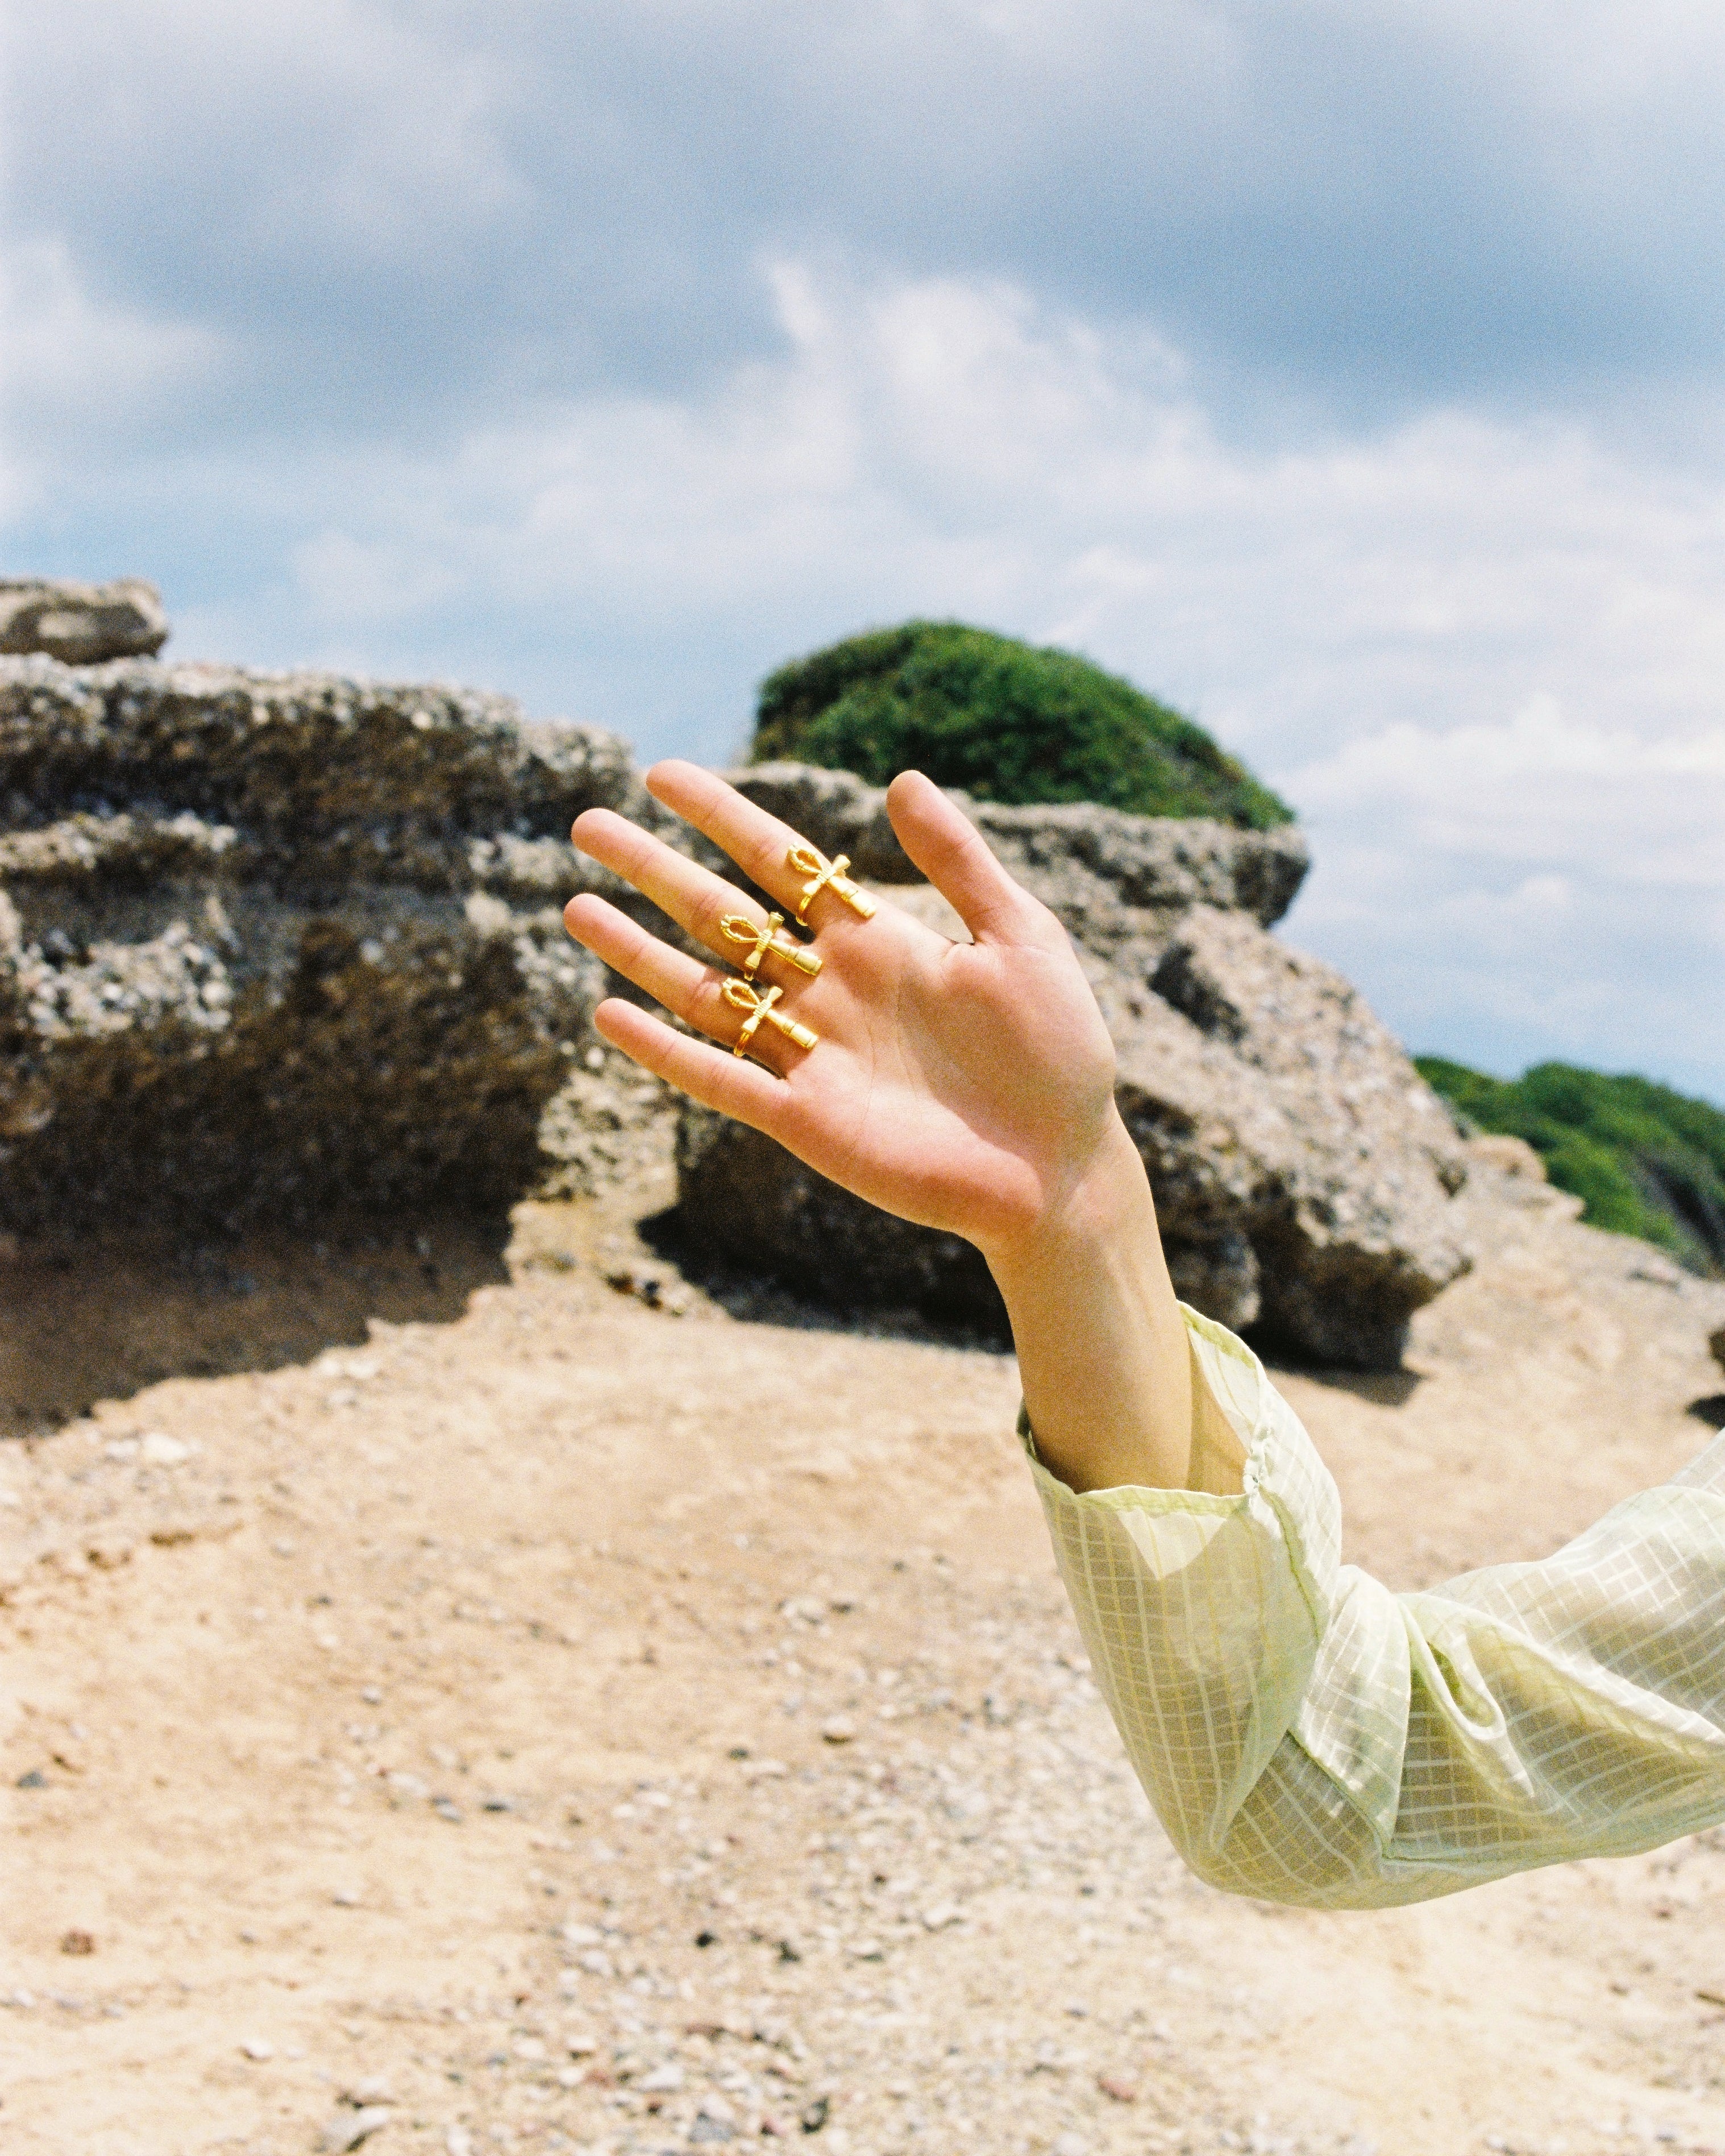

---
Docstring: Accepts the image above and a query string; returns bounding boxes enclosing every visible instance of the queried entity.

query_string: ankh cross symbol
[786,844,878,925]
[719,910,822,982]
[721,978,820,1059]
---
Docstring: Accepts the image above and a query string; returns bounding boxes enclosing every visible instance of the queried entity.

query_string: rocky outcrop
[0,655,676,1233]
[0,579,171,664]
[678,768,1471,1370]
[0,659,1473,1368]
[1107,906,1470,1365]
[731,763,1311,941]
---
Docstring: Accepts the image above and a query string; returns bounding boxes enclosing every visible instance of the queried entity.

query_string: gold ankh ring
[719,910,822,982]
[787,844,878,925]
[721,978,819,1059]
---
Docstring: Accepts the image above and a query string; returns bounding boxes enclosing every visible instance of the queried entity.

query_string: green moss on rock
[751,621,1294,831]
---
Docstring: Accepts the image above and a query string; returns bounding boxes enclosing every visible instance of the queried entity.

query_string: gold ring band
[721,978,819,1059]
[719,909,822,981]
[787,844,877,925]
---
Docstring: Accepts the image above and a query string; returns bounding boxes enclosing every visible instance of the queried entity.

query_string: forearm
[982,1111,1193,1493]
[1035,1333,1725,1906]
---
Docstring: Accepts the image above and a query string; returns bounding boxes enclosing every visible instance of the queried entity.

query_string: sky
[5,1,1724,1100]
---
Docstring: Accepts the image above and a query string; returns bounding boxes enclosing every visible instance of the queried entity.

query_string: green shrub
[1416,1056,1725,1274]
[751,620,1294,830]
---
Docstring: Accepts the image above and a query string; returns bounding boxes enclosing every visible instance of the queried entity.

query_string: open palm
[564,761,1121,1264]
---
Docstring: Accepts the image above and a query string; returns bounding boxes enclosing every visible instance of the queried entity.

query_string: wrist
[980,1110,1156,1290]
[980,1108,1192,1494]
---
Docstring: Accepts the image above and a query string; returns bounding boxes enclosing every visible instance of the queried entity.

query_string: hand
[564,761,1120,1265]
[563,760,1195,1493]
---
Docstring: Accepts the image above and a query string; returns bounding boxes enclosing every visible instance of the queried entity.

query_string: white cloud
[0,241,228,511]
[7,234,1723,1096]
[1288,697,1725,1090]
[1292,697,1725,883]
[10,0,525,261]
[203,259,1725,1093]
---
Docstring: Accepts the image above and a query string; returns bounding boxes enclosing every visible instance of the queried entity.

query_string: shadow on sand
[636,1205,1015,1353]
[0,1213,513,1440]
[1281,1361,1424,1408]
[638,1205,1432,1394]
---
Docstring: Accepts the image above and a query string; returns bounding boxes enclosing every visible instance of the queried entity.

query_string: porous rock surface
[680,767,1472,1370]
[0,654,677,1233]
[0,659,1471,1367]
[0,578,171,664]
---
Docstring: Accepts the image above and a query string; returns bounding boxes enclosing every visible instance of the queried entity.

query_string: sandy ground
[5,1146,1725,2156]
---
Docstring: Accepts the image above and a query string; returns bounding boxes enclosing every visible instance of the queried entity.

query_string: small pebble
[240,2038,274,2061]
[318,2107,392,2153]
[140,1432,191,1466]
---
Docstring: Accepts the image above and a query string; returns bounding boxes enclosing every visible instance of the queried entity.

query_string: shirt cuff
[1018,1302,1344,1644]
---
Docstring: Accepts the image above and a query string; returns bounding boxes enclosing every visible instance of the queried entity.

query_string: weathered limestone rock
[678,769,1471,1370]
[0,662,1473,1368]
[1108,906,1471,1366]
[0,655,672,1233]
[0,579,171,664]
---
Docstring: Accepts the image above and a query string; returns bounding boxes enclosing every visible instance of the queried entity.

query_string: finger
[644,758,861,926]
[884,770,1040,944]
[572,805,801,973]
[592,998,791,1131]
[565,893,798,1070]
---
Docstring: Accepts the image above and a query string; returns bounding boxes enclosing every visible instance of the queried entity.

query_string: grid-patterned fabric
[1025,1306,1725,1909]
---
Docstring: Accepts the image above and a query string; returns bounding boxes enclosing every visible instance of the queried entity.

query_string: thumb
[885,772,1038,944]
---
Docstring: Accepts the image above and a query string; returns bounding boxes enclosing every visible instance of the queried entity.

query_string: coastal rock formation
[678,768,1471,1370]
[0,579,171,665]
[0,657,1471,1366]
[0,655,671,1233]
